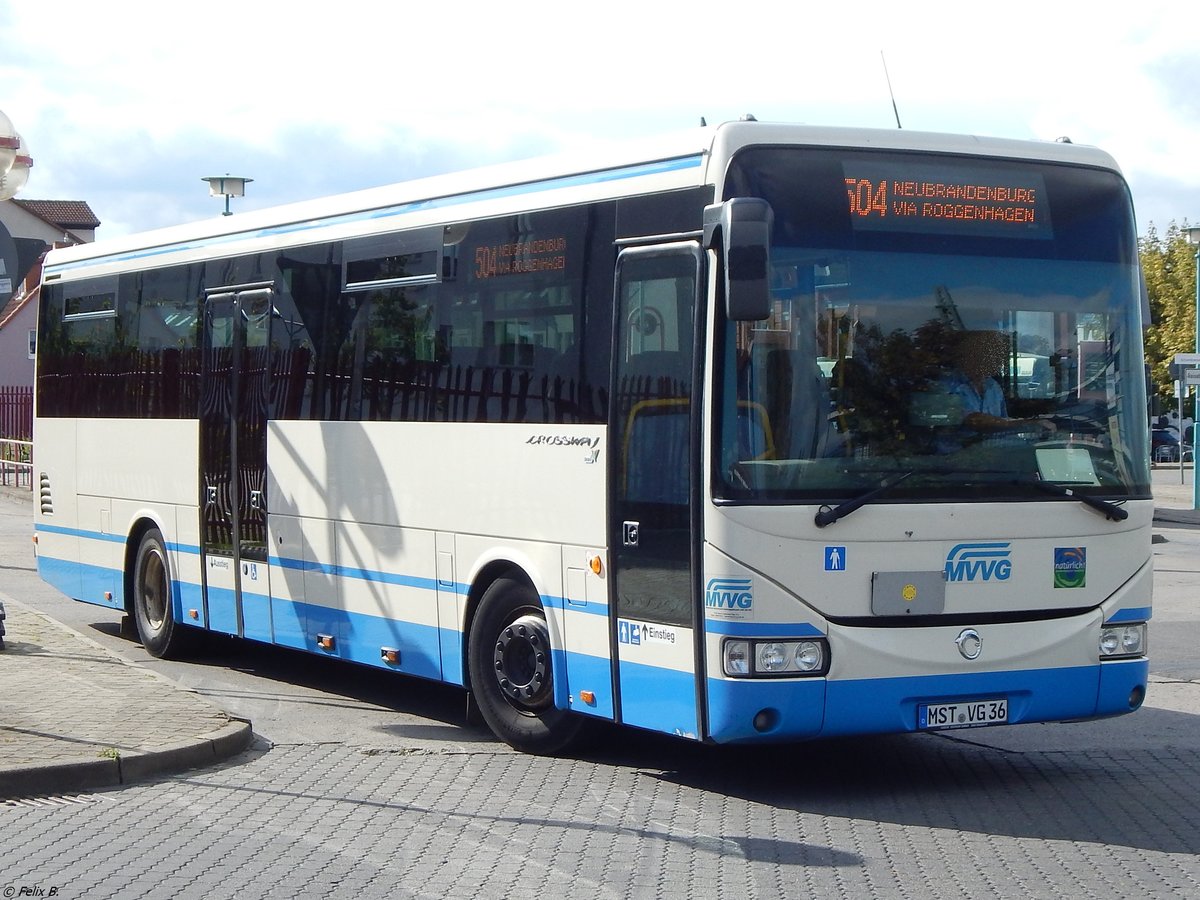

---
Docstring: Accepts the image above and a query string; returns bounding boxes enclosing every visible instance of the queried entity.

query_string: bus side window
[618,263,694,505]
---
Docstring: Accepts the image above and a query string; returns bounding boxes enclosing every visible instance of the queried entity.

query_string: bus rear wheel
[468,576,585,754]
[132,527,187,659]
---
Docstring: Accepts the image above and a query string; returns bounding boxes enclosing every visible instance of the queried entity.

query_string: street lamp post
[0,109,34,202]
[0,108,34,314]
[202,174,253,216]
[1184,226,1200,510]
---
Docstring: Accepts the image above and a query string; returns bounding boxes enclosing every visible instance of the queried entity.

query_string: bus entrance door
[610,244,704,739]
[200,286,273,642]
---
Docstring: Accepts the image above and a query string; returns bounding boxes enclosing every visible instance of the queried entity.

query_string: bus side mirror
[704,198,773,321]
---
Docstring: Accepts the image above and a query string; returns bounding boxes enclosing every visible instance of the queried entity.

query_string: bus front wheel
[132,527,186,659]
[467,576,585,754]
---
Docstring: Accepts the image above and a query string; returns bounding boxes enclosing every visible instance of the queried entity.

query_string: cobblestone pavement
[2,478,1199,898]
[3,724,1200,899]
[0,597,250,795]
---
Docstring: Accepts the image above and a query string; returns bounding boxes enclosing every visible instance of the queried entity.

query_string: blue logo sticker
[945,542,1012,583]
[825,546,847,571]
[704,578,753,610]
[618,621,642,645]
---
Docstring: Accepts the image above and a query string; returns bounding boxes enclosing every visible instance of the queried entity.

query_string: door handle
[623,521,640,547]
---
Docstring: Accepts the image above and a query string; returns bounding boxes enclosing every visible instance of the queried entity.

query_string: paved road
[2,480,1200,898]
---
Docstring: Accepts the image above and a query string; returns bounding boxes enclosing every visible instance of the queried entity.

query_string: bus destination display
[474,236,568,280]
[843,161,1051,240]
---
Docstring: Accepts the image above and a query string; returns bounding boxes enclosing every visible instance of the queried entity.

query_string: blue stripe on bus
[268,555,442,593]
[706,657,1147,743]
[36,523,126,544]
[552,648,615,719]
[38,529,616,623]
[1104,607,1152,623]
[706,676,827,742]
[176,579,204,626]
[617,658,699,738]
[35,554,1148,742]
[40,551,554,689]
[35,523,202,556]
[277,598,448,681]
[46,154,706,274]
[703,619,825,637]
[192,588,453,683]
[37,556,123,610]
[203,583,240,636]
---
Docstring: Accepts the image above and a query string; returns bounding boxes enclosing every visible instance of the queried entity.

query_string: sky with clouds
[3,0,1199,239]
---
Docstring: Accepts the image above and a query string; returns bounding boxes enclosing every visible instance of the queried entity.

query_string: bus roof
[44,121,1124,281]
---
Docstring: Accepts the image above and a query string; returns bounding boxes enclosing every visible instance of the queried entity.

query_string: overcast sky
[3,0,1198,239]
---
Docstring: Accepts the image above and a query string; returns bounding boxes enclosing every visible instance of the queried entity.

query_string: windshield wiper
[814,471,914,528]
[1029,478,1129,521]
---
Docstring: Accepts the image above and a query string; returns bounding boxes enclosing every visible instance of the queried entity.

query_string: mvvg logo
[705,577,753,610]
[945,542,1012,583]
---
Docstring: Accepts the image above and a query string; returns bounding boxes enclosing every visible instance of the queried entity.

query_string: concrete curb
[1154,511,1200,528]
[0,720,253,800]
[114,717,254,785]
[0,592,256,800]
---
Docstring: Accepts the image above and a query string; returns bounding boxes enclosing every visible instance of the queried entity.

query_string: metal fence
[0,386,32,440]
[0,438,32,489]
[0,387,33,491]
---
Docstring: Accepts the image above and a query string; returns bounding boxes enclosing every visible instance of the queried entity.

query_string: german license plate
[919,698,1008,730]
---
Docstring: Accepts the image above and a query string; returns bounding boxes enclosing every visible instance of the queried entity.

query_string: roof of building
[12,199,101,230]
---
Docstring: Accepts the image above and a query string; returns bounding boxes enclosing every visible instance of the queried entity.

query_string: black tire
[132,527,187,659]
[467,576,586,754]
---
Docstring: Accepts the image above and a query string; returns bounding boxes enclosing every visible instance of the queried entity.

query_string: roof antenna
[881,51,902,129]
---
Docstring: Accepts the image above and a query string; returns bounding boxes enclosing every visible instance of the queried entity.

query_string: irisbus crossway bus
[34,121,1151,753]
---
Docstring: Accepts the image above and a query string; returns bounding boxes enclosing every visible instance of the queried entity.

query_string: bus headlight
[1099,623,1146,659]
[795,640,823,672]
[723,640,751,675]
[757,643,789,672]
[723,637,829,677]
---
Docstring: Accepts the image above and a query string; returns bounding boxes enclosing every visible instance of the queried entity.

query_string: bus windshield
[715,147,1150,504]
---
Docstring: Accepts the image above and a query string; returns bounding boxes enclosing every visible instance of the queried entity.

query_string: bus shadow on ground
[580,706,1200,856]
[86,616,1200,856]
[87,617,487,737]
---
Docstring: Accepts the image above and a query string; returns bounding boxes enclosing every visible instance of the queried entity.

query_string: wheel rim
[492,614,552,710]
[140,545,168,630]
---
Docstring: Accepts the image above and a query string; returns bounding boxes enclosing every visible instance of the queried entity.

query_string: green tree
[1140,221,1197,412]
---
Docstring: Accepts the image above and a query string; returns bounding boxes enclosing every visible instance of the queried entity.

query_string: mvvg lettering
[705,578,753,610]
[945,542,1012,583]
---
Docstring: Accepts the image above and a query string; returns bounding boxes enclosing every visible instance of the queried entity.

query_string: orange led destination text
[845,178,1038,224]
[475,236,568,279]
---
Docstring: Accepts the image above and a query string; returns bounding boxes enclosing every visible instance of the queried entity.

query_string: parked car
[1152,428,1194,462]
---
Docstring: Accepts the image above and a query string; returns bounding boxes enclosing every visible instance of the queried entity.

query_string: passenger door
[609,243,704,738]
[199,284,273,640]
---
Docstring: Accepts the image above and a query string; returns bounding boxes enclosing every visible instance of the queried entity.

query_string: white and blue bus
[34,121,1151,753]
